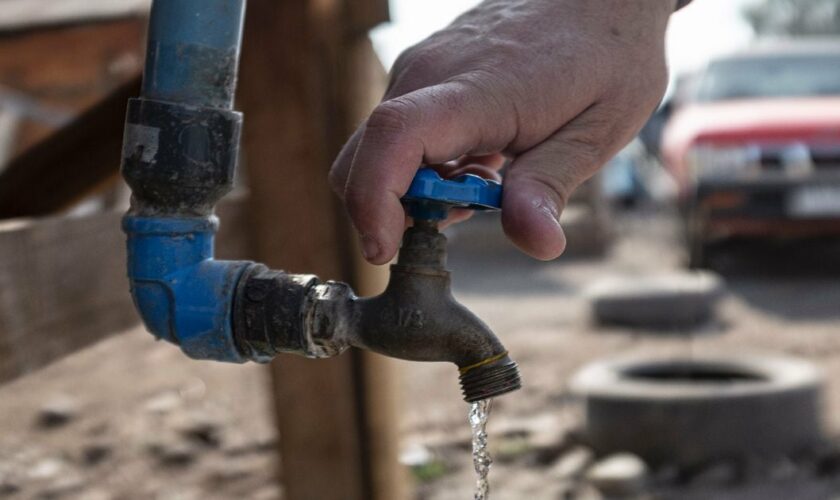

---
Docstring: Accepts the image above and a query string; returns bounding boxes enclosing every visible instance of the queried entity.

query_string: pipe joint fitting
[303,281,357,358]
[122,97,242,216]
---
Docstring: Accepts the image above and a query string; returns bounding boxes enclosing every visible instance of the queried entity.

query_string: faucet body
[234,221,521,401]
[121,0,520,401]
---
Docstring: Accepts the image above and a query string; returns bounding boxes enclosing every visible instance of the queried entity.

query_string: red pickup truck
[661,41,840,267]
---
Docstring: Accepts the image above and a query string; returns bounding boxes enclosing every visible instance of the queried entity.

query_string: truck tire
[571,355,823,466]
[585,272,724,328]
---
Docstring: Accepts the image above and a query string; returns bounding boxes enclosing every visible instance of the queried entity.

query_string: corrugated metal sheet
[0,0,151,31]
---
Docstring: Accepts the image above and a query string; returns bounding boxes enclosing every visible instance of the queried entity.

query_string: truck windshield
[696,53,840,102]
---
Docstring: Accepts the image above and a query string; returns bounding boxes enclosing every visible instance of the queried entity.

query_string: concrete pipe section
[571,354,823,466]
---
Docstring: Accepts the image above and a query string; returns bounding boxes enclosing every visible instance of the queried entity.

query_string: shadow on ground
[447,236,582,297]
[709,239,840,322]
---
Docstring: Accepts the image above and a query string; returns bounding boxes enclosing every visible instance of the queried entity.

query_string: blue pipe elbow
[123,216,252,362]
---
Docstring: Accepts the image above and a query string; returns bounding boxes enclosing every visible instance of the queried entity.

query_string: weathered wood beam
[0,17,145,155]
[0,195,249,383]
[0,0,149,32]
[0,75,141,219]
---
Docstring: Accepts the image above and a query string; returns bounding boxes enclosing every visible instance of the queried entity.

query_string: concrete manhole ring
[571,354,823,466]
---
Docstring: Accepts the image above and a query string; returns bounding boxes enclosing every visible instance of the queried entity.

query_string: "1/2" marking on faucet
[394,307,424,329]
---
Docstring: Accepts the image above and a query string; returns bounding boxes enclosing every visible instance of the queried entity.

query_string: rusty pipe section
[233,220,521,402]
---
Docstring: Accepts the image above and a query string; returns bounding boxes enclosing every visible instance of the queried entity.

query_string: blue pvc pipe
[143,0,246,108]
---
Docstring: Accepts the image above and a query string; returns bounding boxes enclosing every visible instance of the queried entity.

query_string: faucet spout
[350,221,521,401]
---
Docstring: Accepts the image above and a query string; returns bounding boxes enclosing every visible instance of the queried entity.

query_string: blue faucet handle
[402,167,502,220]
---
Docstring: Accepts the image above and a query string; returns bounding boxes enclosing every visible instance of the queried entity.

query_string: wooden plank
[0,195,250,384]
[0,0,149,32]
[0,75,141,219]
[238,1,406,499]
[0,17,145,155]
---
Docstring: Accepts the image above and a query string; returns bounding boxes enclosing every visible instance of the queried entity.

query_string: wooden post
[239,1,408,499]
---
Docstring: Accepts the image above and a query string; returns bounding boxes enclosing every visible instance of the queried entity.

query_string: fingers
[439,208,474,230]
[502,104,623,260]
[433,155,505,229]
[343,81,515,264]
[431,153,506,181]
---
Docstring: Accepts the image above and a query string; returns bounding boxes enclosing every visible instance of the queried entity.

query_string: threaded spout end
[459,356,522,403]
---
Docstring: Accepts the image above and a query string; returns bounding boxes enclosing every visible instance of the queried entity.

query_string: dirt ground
[2,205,840,499]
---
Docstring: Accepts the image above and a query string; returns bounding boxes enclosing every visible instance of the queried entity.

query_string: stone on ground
[586,453,648,496]
[550,446,594,480]
[36,395,79,429]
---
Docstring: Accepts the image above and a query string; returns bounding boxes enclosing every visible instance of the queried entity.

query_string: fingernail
[361,234,381,261]
[532,197,562,227]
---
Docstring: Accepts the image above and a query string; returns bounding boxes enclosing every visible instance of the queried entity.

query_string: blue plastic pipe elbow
[123,216,251,362]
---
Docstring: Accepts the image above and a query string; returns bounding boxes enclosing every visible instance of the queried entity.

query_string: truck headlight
[687,145,761,180]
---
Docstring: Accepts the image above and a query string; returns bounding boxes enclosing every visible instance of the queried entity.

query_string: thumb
[502,105,626,260]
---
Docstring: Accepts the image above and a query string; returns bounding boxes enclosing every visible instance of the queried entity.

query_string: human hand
[330,0,675,264]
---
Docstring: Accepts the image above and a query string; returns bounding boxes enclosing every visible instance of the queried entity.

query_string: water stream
[469,399,493,500]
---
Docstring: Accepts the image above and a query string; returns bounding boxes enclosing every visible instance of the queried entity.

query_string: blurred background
[0,0,839,499]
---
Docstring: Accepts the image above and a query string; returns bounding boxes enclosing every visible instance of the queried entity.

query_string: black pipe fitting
[122,98,242,216]
[232,221,522,402]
